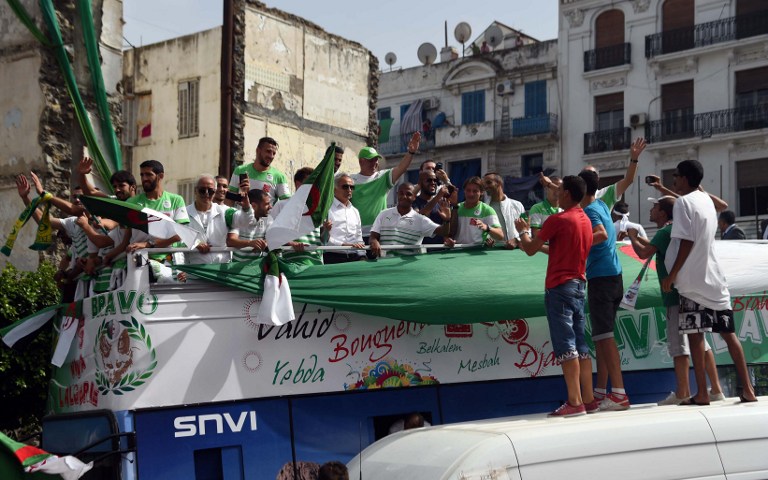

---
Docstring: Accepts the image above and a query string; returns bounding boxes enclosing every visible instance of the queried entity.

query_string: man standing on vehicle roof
[515,175,596,417]
[350,132,421,243]
[662,160,758,404]
[227,137,291,205]
[578,168,630,411]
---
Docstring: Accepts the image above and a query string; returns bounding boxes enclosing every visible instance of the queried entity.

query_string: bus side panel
[291,388,442,464]
[134,399,292,480]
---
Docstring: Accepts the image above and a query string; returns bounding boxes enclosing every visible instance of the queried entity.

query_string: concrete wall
[123,28,223,195]
[240,3,373,181]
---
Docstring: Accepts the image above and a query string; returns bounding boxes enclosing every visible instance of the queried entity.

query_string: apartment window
[662,0,694,51]
[177,179,196,205]
[522,153,543,177]
[461,90,485,124]
[377,107,392,120]
[595,9,625,48]
[524,81,546,117]
[661,80,693,139]
[136,92,152,146]
[737,159,768,216]
[178,79,199,139]
[595,93,624,131]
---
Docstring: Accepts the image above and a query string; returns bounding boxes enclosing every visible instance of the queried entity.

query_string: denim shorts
[545,279,589,362]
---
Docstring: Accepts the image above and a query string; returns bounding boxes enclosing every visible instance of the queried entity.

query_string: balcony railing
[512,113,558,137]
[583,127,632,155]
[378,131,435,155]
[646,104,768,143]
[584,43,631,72]
[646,9,768,58]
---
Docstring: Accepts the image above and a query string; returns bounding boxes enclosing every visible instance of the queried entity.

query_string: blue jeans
[545,279,588,362]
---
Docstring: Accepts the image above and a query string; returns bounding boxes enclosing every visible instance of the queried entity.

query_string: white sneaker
[657,391,690,406]
[599,393,631,411]
[709,391,725,402]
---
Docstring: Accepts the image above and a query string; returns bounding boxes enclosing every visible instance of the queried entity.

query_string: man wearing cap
[228,136,290,205]
[626,195,724,405]
[351,132,422,244]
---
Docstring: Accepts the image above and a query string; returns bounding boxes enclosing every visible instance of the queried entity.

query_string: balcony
[584,43,631,72]
[583,127,632,155]
[646,105,768,144]
[512,113,559,138]
[645,10,768,58]
[378,131,436,156]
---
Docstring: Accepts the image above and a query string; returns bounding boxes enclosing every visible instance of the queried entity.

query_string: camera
[645,176,655,185]
[435,162,443,171]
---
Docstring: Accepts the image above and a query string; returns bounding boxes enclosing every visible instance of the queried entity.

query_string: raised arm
[30,171,85,217]
[614,137,646,198]
[391,132,422,183]
[75,155,108,198]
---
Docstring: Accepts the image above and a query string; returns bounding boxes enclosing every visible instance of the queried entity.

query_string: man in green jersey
[530,175,562,238]
[126,160,190,252]
[228,137,290,205]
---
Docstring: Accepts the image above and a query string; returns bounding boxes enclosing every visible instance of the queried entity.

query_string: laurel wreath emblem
[94,317,158,395]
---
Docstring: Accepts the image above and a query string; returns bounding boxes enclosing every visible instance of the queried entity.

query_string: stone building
[122,1,376,204]
[559,0,768,236]
[0,0,123,270]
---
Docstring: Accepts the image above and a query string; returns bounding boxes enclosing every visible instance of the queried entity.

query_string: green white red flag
[0,431,91,480]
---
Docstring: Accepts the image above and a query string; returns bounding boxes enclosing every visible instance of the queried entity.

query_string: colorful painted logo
[346,359,439,390]
[94,317,157,395]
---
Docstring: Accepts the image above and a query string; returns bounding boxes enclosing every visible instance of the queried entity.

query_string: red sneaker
[584,399,600,414]
[548,402,587,417]
[599,393,630,411]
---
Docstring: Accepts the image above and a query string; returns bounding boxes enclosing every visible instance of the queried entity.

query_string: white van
[347,398,768,480]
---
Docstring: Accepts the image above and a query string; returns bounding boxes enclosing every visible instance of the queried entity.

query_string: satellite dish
[384,52,397,71]
[417,42,437,66]
[486,25,504,48]
[454,22,472,43]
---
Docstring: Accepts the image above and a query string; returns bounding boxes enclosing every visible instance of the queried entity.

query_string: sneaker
[548,402,587,417]
[657,391,690,406]
[584,399,601,414]
[599,393,631,411]
[709,391,726,402]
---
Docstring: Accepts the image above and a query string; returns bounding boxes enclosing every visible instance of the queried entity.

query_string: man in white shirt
[370,183,449,258]
[482,173,524,248]
[324,174,365,264]
[612,201,647,240]
[227,189,272,262]
[662,160,757,404]
[185,174,233,265]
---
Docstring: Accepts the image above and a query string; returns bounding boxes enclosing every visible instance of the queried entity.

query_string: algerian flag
[0,431,92,480]
[266,143,336,249]
[0,304,60,348]
[51,302,82,367]
[256,251,295,325]
[79,196,202,249]
[257,145,336,325]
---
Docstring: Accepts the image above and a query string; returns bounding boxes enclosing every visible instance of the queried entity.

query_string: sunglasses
[197,187,215,196]
[340,184,355,191]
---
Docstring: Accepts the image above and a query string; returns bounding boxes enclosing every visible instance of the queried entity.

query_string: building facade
[378,23,560,208]
[122,1,376,204]
[559,0,768,236]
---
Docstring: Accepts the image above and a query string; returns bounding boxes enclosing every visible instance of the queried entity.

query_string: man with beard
[412,170,452,245]
[76,154,137,201]
[213,176,229,205]
[126,160,189,252]
[228,136,290,205]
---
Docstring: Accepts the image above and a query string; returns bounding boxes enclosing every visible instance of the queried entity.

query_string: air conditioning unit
[496,80,514,96]
[629,113,647,127]
[423,97,440,110]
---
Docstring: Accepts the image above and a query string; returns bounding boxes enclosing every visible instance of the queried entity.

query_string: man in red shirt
[515,175,595,417]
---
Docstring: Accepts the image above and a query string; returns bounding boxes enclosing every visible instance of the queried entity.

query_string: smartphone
[645,176,655,185]
[436,162,443,171]
[239,173,248,182]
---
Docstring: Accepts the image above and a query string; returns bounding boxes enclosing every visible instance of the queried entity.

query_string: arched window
[661,0,694,52]
[585,9,631,71]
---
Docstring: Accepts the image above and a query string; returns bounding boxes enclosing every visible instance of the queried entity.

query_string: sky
[123,0,560,69]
